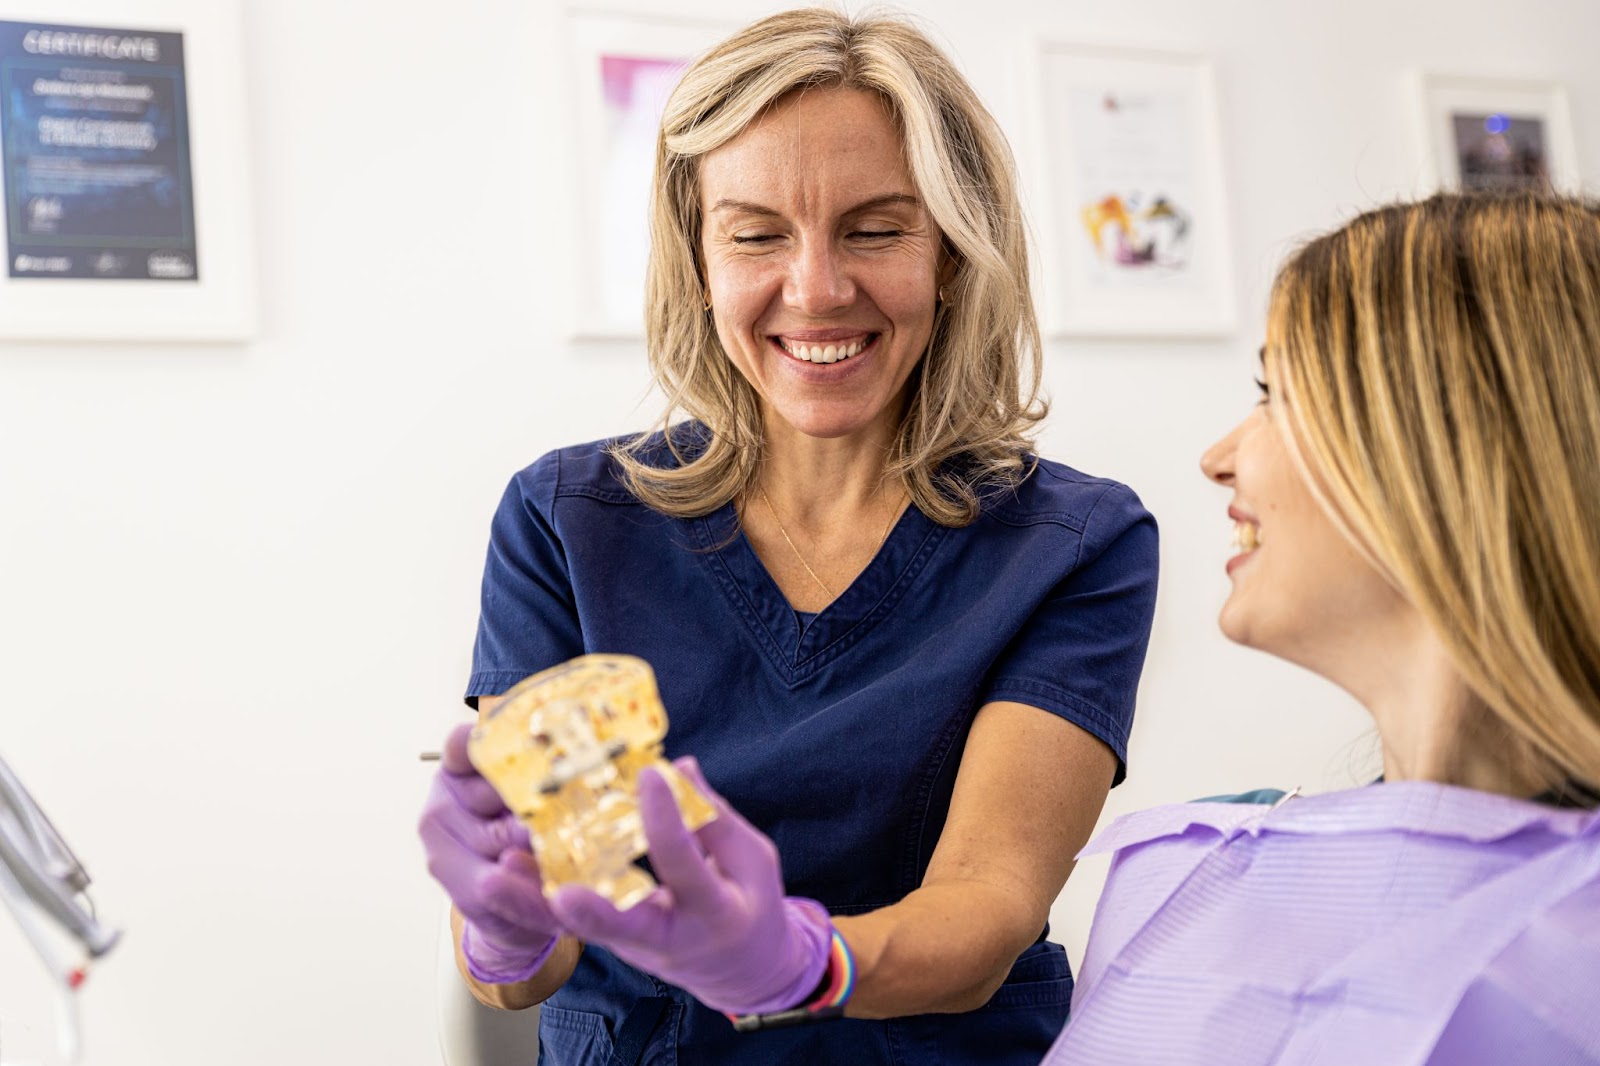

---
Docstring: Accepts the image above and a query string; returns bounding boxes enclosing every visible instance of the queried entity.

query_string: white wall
[0,1,1595,1063]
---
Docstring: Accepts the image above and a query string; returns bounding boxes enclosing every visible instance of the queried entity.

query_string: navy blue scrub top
[467,430,1159,1066]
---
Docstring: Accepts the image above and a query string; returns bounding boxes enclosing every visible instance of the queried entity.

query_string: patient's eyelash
[1254,377,1270,404]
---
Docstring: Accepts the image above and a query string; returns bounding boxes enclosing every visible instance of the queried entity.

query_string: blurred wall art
[1413,72,1579,195]
[1031,42,1235,338]
[564,11,730,340]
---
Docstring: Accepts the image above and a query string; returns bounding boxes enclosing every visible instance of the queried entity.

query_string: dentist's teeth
[783,338,868,363]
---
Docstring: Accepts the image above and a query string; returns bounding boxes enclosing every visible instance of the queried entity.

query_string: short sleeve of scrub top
[976,462,1160,767]
[466,452,584,705]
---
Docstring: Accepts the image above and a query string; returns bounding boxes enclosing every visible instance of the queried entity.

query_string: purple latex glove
[549,757,833,1016]
[418,722,563,984]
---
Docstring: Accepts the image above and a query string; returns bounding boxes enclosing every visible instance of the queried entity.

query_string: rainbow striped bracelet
[729,927,855,1032]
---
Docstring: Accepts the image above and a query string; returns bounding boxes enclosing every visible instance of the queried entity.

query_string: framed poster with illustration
[565,10,732,340]
[0,0,253,340]
[1414,73,1579,194]
[1030,42,1235,338]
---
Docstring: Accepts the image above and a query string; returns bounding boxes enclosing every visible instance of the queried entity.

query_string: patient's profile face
[1199,367,1407,672]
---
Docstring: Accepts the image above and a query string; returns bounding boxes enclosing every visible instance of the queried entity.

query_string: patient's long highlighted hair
[1268,192,1600,791]
[610,7,1044,526]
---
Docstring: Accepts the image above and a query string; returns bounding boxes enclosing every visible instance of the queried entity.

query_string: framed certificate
[0,0,252,340]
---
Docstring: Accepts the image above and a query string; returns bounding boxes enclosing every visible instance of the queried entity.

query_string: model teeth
[781,338,868,363]
[1231,521,1261,552]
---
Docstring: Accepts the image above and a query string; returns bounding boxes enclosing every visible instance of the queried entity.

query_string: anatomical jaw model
[468,654,716,909]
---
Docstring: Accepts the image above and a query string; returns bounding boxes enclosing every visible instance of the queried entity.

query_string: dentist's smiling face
[1199,362,1408,670]
[698,85,944,441]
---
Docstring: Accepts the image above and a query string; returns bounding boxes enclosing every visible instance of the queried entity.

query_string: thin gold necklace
[756,484,904,602]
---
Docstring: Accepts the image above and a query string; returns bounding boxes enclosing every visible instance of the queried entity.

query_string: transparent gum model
[468,654,717,909]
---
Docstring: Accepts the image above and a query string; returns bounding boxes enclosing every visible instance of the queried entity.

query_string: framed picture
[0,0,253,341]
[564,10,732,341]
[1414,73,1580,194]
[1029,42,1235,338]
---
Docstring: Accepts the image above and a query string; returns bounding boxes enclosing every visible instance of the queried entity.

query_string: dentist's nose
[786,239,855,316]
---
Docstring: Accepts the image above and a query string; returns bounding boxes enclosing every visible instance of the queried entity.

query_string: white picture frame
[564,10,732,341]
[1413,72,1580,194]
[0,0,253,341]
[1029,42,1235,339]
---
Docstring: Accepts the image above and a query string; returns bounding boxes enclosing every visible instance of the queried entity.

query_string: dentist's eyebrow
[843,193,922,214]
[709,199,781,217]
[708,193,923,216]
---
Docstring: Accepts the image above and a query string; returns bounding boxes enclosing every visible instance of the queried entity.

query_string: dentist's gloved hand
[418,722,563,984]
[549,757,833,1016]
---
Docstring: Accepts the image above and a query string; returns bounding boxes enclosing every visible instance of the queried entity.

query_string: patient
[1045,192,1600,1065]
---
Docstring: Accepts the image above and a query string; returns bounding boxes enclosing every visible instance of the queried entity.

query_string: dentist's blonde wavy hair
[609,7,1045,526]
[1268,192,1600,794]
